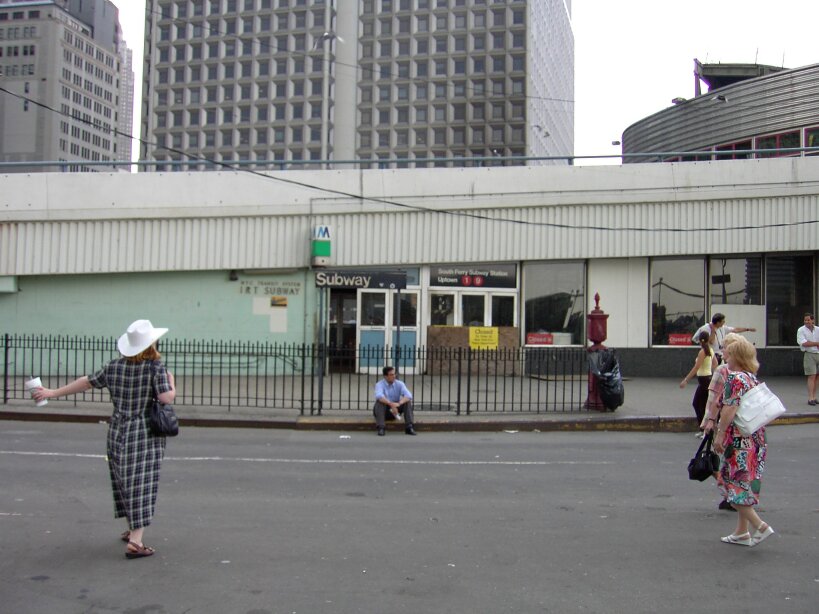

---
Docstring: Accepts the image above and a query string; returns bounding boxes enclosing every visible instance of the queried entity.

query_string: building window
[804,127,819,154]
[708,256,762,305]
[650,258,705,346]
[462,295,485,326]
[755,131,800,158]
[523,262,585,345]
[715,140,752,160]
[765,255,815,346]
[430,294,455,325]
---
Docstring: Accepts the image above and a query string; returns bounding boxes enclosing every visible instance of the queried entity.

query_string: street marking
[0,450,611,466]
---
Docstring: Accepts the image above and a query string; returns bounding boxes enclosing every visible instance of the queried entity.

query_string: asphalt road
[1,422,817,614]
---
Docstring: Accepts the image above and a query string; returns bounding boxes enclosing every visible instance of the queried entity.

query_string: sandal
[720,532,752,546]
[120,530,131,543]
[752,524,775,545]
[125,541,155,559]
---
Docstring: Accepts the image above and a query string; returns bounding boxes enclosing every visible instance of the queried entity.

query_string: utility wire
[1,84,817,234]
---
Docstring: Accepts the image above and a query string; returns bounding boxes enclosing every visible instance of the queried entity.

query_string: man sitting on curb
[373,366,416,436]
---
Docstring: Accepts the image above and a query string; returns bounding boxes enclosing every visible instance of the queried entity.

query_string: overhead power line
[1,85,817,234]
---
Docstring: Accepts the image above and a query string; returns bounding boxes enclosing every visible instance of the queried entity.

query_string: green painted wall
[0,270,317,343]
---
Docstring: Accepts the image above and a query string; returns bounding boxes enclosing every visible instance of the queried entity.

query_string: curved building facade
[622,62,819,163]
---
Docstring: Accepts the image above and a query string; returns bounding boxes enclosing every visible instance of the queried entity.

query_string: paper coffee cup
[25,377,48,407]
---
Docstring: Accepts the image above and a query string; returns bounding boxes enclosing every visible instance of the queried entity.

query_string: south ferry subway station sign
[314,270,407,290]
[430,264,517,288]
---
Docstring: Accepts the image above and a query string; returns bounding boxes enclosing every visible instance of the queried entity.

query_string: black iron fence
[2,334,591,414]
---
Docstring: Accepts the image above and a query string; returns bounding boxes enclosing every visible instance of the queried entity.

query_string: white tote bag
[734,382,787,436]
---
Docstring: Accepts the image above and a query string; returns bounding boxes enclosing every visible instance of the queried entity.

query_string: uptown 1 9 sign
[429,263,517,288]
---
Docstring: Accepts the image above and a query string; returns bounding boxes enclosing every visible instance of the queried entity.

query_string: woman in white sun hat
[33,320,176,559]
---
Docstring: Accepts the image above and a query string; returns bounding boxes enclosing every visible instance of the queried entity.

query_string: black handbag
[148,400,179,437]
[148,362,179,437]
[687,433,719,481]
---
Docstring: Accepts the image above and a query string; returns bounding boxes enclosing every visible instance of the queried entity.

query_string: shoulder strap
[149,360,158,400]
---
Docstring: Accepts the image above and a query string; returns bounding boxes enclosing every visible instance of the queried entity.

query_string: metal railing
[2,334,590,414]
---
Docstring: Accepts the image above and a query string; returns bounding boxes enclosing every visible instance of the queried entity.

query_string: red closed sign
[526,332,554,345]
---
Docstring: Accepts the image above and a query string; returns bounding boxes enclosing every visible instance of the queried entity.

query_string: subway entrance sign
[315,270,407,290]
[312,225,332,266]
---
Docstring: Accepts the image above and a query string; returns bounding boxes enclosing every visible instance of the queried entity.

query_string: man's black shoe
[377,427,386,436]
[405,426,417,436]
[718,500,736,512]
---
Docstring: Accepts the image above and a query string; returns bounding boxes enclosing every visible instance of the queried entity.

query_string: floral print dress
[719,371,767,506]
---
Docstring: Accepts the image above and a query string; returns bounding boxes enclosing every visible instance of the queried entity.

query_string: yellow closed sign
[469,327,499,350]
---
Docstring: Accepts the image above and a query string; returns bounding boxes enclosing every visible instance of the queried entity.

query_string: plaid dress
[89,359,172,530]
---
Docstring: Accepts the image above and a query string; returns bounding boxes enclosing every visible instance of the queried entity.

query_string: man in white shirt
[692,313,756,363]
[373,366,417,436]
[797,313,819,406]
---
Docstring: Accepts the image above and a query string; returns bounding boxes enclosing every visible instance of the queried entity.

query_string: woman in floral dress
[713,337,775,547]
[701,332,743,511]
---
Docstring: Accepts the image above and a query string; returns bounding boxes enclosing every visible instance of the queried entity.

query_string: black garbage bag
[588,349,624,411]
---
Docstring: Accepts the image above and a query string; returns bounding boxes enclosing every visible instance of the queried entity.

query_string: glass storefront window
[708,256,762,305]
[765,255,815,346]
[392,292,418,327]
[361,293,385,326]
[491,295,515,326]
[430,293,454,325]
[523,262,585,344]
[462,295,485,326]
[651,258,705,345]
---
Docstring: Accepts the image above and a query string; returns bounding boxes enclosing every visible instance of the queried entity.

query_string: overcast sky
[116,1,819,165]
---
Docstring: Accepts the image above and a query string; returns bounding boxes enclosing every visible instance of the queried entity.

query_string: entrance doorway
[328,289,357,373]
[359,289,419,374]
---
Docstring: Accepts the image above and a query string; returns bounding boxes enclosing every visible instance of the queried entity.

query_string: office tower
[140,0,574,171]
[0,0,134,172]
[117,43,133,162]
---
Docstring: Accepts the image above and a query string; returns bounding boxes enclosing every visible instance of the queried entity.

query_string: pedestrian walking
[33,319,176,559]
[680,331,717,435]
[691,313,756,363]
[701,332,742,511]
[712,337,774,547]
[796,313,819,406]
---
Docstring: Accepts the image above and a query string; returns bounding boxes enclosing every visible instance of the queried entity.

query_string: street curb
[2,411,816,433]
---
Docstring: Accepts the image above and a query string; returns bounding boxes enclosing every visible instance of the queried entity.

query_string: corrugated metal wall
[622,63,819,161]
[3,194,817,276]
[2,160,818,276]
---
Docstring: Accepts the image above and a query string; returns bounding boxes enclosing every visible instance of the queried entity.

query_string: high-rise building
[0,0,134,172]
[140,0,573,171]
[117,43,133,161]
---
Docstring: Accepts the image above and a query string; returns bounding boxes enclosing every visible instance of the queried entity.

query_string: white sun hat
[117,319,169,357]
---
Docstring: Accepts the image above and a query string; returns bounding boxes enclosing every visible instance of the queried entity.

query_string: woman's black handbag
[148,400,179,437]
[148,361,179,437]
[687,433,719,481]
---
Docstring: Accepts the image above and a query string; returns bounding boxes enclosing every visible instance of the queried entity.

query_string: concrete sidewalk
[2,376,817,432]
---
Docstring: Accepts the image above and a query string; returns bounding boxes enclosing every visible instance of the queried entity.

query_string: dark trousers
[373,401,414,429]
[692,376,710,424]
